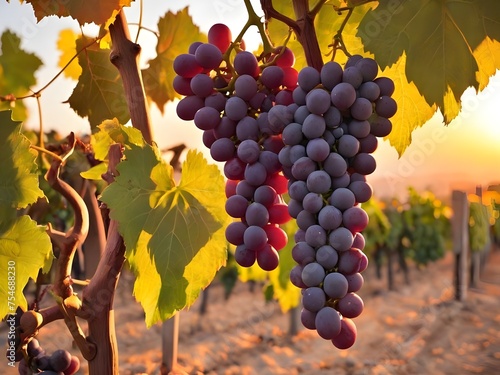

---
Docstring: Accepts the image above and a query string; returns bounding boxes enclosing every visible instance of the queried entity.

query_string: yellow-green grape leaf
[0,110,45,210]
[142,7,206,112]
[67,38,128,130]
[381,53,437,155]
[267,220,301,312]
[101,147,229,326]
[473,37,500,91]
[80,118,145,180]
[0,215,53,319]
[358,0,500,124]
[57,29,82,80]
[0,31,43,120]
[25,0,132,26]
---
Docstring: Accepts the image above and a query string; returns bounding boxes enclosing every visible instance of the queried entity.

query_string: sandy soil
[3,248,500,375]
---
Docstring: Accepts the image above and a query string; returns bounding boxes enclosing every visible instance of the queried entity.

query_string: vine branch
[109,10,153,144]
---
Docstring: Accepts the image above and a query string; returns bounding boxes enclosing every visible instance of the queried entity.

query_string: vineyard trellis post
[451,190,469,301]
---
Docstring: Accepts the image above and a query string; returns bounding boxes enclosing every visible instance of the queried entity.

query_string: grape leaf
[473,37,500,91]
[26,0,132,26]
[142,7,207,112]
[381,53,437,155]
[0,110,45,210]
[80,118,145,180]
[358,0,500,123]
[57,29,82,80]
[67,38,129,130]
[0,215,53,319]
[101,146,229,326]
[0,31,43,120]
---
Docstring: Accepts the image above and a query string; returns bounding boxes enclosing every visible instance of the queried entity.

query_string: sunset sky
[1,0,499,201]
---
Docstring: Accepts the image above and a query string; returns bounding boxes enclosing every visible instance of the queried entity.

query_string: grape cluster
[17,338,80,375]
[173,24,297,270]
[279,55,395,348]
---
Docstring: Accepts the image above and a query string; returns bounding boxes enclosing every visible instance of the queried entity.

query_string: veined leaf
[57,29,82,80]
[101,146,229,326]
[142,7,206,112]
[26,0,132,26]
[382,53,437,155]
[0,215,53,319]
[0,110,45,210]
[358,0,500,123]
[80,119,145,180]
[67,38,129,130]
[0,31,43,120]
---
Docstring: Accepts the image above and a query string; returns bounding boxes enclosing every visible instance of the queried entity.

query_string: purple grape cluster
[278,55,395,349]
[173,24,301,271]
[17,338,80,375]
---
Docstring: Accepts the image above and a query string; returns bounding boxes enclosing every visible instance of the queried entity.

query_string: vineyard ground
[3,247,500,375]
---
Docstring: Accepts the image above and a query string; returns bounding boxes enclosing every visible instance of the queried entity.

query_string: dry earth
[3,248,500,375]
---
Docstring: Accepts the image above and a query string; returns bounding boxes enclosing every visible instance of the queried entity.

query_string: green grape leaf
[0,31,43,120]
[101,147,229,326]
[0,110,45,210]
[358,0,500,123]
[0,215,53,319]
[80,119,145,180]
[57,29,82,80]
[26,0,132,26]
[67,38,129,130]
[142,7,207,112]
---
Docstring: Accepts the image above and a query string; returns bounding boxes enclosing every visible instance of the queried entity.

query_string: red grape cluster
[173,24,297,271]
[17,338,80,375]
[280,55,395,349]
[173,22,395,349]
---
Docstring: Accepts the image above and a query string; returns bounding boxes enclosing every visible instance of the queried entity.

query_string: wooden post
[289,306,299,336]
[161,314,179,374]
[451,190,469,301]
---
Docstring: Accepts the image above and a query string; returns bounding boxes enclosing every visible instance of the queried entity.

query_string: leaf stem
[134,0,144,44]
[30,145,63,162]
[0,37,99,103]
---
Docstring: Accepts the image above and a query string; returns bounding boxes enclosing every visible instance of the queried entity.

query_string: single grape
[306,170,331,194]
[315,245,339,270]
[225,96,248,121]
[305,225,327,248]
[337,248,368,275]
[190,73,214,98]
[342,206,369,233]
[302,287,326,312]
[329,188,356,211]
[317,205,343,231]
[49,349,72,372]
[236,116,259,141]
[208,23,232,53]
[235,245,256,267]
[225,221,247,245]
[323,272,349,299]
[375,95,397,118]
[243,225,268,251]
[302,262,326,287]
[301,308,317,330]
[330,82,356,110]
[306,88,331,115]
[245,202,269,227]
[331,318,357,349]
[261,65,284,89]
[315,306,342,339]
[328,227,354,252]
[320,61,343,90]
[256,244,280,271]
[225,194,248,218]
[302,113,326,139]
[264,224,287,250]
[244,162,267,187]
[297,66,320,91]
[210,137,235,162]
[337,292,364,318]
[292,242,316,265]
[194,106,221,130]
[63,356,81,375]
[346,273,364,293]
[234,51,259,76]
[268,202,291,224]
[235,74,258,101]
